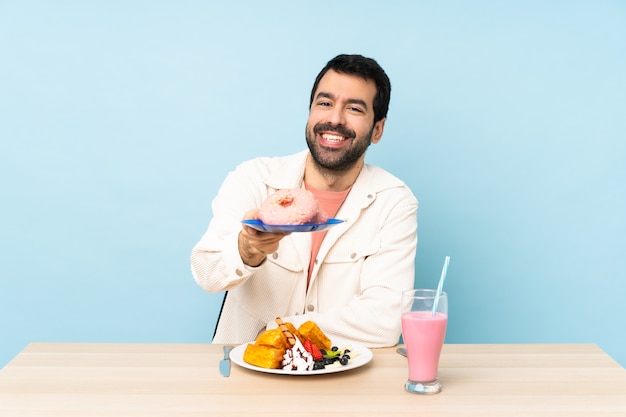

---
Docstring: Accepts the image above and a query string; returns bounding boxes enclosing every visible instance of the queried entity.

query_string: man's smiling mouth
[321,133,347,142]
[314,123,355,144]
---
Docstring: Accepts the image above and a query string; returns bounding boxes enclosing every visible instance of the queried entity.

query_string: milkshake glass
[401,289,448,394]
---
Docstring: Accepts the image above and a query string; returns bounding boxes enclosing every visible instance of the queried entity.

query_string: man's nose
[327,106,346,126]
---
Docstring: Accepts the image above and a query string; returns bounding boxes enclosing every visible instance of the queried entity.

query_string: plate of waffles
[229,338,373,375]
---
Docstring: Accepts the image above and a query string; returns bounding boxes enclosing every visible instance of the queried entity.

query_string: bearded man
[191,54,418,348]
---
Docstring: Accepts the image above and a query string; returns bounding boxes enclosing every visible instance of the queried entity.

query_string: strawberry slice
[304,339,323,361]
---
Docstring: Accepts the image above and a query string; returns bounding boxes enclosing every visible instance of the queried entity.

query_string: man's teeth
[322,133,345,142]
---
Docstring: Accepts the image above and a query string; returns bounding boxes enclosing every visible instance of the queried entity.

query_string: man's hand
[238,209,290,267]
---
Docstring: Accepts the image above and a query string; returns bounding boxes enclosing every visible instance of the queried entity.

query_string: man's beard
[306,122,373,172]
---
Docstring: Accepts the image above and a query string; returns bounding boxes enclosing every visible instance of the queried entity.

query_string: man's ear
[371,118,386,144]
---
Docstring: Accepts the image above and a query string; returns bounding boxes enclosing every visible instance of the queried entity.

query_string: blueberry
[339,356,349,366]
[344,349,351,354]
[331,346,339,352]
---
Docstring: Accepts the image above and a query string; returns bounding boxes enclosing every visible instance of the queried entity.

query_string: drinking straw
[432,256,450,316]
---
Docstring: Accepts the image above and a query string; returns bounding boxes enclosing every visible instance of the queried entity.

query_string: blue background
[1,1,625,369]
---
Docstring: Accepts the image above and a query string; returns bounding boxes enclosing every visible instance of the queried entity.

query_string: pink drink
[401,311,448,382]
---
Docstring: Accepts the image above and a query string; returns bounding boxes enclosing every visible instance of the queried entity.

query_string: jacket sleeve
[190,163,268,293]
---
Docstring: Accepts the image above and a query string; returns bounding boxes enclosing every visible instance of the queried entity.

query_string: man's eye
[318,101,331,107]
[349,106,364,113]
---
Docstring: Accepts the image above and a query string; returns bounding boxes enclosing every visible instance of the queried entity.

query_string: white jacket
[191,150,418,347]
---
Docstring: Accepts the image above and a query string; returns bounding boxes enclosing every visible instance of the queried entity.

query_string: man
[191,54,418,347]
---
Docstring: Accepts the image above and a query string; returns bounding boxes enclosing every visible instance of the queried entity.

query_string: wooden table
[1,343,625,416]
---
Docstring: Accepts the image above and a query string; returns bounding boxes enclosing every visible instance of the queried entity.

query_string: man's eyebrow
[315,92,369,110]
[315,92,335,101]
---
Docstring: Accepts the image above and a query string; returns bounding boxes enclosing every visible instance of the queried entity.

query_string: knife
[220,345,234,377]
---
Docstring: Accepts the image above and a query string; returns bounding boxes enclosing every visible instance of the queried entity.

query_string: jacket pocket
[323,235,381,264]
[265,246,305,272]
[313,235,382,310]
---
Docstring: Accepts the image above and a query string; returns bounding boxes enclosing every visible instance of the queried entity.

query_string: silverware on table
[220,345,234,377]
[396,347,407,357]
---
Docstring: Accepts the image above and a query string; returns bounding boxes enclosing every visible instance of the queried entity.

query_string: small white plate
[230,339,373,375]
[241,218,345,233]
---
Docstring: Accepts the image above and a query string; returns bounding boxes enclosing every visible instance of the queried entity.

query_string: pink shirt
[305,183,351,287]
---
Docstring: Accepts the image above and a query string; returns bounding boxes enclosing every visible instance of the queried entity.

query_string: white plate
[230,339,373,375]
[241,218,345,233]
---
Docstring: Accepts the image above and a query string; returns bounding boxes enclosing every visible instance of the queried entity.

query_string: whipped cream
[281,339,313,372]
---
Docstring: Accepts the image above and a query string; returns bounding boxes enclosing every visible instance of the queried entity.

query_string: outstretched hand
[238,209,290,267]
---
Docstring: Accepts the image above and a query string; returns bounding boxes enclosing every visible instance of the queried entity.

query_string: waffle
[298,321,332,351]
[242,342,285,369]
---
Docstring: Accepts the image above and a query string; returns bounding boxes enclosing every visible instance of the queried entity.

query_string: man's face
[306,70,385,172]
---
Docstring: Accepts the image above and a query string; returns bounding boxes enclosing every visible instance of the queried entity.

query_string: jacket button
[350,252,357,259]
[307,304,315,312]
[272,252,278,259]
[235,269,243,277]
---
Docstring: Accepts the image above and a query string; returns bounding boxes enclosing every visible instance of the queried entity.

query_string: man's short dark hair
[309,54,391,124]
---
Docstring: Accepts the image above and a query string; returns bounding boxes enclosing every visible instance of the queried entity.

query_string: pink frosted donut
[258,189,327,225]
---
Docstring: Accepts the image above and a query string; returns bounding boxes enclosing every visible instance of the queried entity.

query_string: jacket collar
[264,150,308,190]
